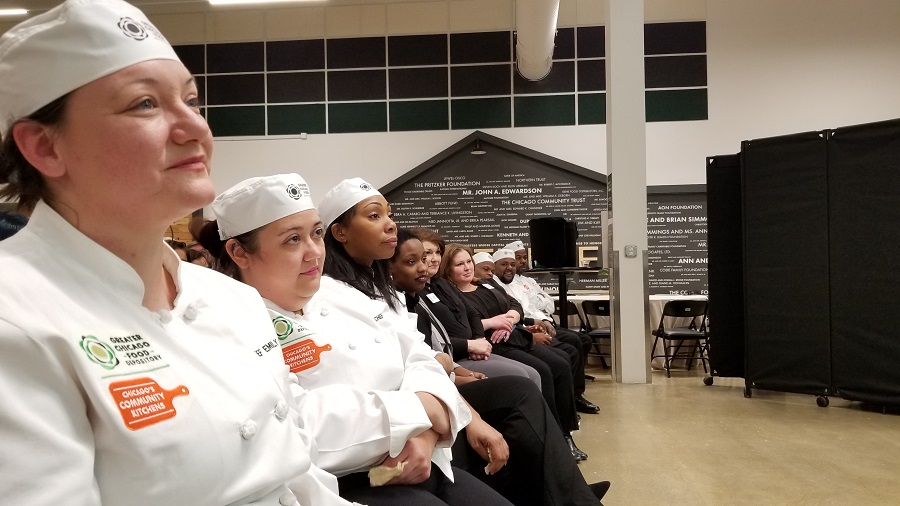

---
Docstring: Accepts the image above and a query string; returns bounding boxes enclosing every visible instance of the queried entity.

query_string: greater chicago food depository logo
[80,335,120,370]
[118,17,149,40]
[272,316,293,340]
[285,183,309,201]
[360,182,373,191]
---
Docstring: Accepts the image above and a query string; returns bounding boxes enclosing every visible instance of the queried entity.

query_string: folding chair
[581,300,611,368]
[650,300,709,378]
[552,300,587,332]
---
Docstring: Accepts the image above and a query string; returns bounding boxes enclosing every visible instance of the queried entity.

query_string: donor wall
[382,133,707,294]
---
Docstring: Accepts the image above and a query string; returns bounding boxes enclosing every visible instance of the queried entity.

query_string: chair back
[553,300,587,331]
[581,300,611,317]
[581,299,610,333]
[659,299,708,331]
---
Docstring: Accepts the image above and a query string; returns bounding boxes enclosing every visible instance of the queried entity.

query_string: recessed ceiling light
[0,8,27,16]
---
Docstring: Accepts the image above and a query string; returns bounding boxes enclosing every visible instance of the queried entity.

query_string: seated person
[410,229,542,388]
[494,248,600,415]
[0,3,348,503]
[185,248,209,267]
[473,251,495,280]
[439,244,588,461]
[205,174,514,506]
[167,239,189,261]
[391,229,611,505]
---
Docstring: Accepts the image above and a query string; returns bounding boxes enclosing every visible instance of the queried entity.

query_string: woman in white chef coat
[0,2,350,505]
[201,173,514,506]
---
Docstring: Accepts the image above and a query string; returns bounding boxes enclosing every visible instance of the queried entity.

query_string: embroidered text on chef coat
[108,377,190,430]
[79,333,166,376]
[272,315,332,373]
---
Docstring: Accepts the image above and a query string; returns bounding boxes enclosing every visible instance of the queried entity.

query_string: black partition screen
[741,132,831,394]
[828,119,900,404]
[706,154,744,378]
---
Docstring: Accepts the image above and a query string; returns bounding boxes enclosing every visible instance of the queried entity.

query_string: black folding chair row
[650,299,710,378]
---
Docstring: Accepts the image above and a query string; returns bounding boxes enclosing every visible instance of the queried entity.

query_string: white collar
[26,200,152,304]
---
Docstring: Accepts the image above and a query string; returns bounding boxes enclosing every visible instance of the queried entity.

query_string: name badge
[427,293,441,303]
[485,284,495,290]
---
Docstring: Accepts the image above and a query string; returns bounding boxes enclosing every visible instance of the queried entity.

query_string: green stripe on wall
[328,102,388,133]
[390,100,449,131]
[451,98,511,130]
[646,88,708,122]
[207,106,266,137]
[514,95,575,127]
[578,93,606,124]
[268,104,326,135]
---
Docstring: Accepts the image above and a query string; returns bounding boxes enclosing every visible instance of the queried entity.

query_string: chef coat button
[289,373,300,385]
[158,310,172,324]
[239,419,258,440]
[274,401,289,420]
[320,308,329,316]
[279,492,299,506]
[374,337,382,343]
[348,343,357,350]
[184,304,198,321]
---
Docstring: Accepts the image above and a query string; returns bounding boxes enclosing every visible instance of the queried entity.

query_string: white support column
[606,0,650,384]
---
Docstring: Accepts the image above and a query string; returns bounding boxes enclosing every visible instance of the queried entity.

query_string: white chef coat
[520,274,556,316]
[493,274,555,322]
[263,299,432,477]
[288,276,471,481]
[0,201,354,506]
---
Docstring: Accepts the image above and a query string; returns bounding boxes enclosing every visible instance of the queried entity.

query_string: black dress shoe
[589,481,611,501]
[575,395,600,414]
[565,434,588,461]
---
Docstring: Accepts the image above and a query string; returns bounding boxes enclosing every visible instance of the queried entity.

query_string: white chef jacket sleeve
[291,382,431,475]
[527,277,556,315]
[390,313,471,448]
[0,319,101,505]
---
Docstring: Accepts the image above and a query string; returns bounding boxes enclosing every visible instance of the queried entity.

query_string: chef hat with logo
[318,177,382,227]
[0,0,181,134]
[492,249,516,262]
[503,240,525,252]
[472,252,493,265]
[211,173,315,240]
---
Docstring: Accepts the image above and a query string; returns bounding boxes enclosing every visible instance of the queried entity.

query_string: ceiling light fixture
[0,8,27,16]
[209,0,323,5]
[470,140,487,156]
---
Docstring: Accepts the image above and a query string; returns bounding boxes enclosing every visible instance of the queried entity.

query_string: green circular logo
[273,316,292,340]
[80,335,119,370]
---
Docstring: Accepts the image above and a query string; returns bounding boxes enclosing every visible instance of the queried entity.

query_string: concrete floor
[573,366,900,505]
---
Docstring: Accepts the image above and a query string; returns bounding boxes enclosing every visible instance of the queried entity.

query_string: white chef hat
[211,173,315,240]
[503,240,525,252]
[0,0,180,134]
[472,252,493,265]
[318,177,381,227]
[492,249,516,262]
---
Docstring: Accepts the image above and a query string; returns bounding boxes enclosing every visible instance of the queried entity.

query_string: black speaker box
[528,217,578,268]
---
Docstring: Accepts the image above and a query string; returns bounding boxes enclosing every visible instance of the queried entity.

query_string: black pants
[455,376,600,506]
[556,326,593,364]
[494,344,579,432]
[551,328,589,396]
[337,464,513,506]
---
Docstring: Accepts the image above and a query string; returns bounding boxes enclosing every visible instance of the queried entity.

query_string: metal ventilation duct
[515,0,560,81]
